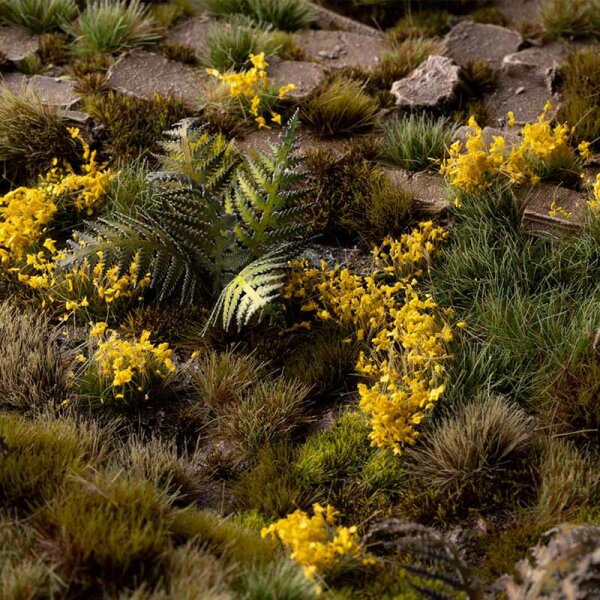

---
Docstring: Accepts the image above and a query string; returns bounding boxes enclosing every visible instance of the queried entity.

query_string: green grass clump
[0,302,72,411]
[0,0,77,33]
[469,6,508,26]
[148,0,198,29]
[0,88,80,178]
[38,32,70,64]
[84,91,188,162]
[102,157,151,216]
[0,412,102,509]
[541,0,600,37]
[407,395,534,510]
[205,0,313,31]
[560,49,600,148]
[379,114,457,171]
[301,76,379,137]
[71,0,161,54]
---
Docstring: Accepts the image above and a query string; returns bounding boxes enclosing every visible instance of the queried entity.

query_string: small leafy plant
[0,0,77,33]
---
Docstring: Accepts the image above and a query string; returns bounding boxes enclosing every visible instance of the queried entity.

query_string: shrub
[205,0,314,32]
[71,0,161,54]
[301,76,379,137]
[379,114,457,171]
[560,50,600,149]
[84,91,188,161]
[0,302,72,410]
[0,0,77,33]
[0,89,80,178]
[407,395,534,508]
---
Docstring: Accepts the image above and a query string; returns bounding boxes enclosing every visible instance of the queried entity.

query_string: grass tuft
[301,76,379,137]
[71,0,161,54]
[0,0,77,33]
[379,114,457,171]
[541,0,600,38]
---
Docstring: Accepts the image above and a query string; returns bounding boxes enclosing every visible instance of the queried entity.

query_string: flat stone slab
[108,51,207,109]
[307,2,381,37]
[164,14,216,54]
[520,183,587,235]
[0,26,39,65]
[294,30,384,72]
[391,55,468,110]
[0,73,79,107]
[502,43,566,94]
[0,71,28,93]
[267,58,326,102]
[383,168,451,217]
[444,20,523,68]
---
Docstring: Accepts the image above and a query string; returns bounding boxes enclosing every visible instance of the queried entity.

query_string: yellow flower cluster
[285,222,455,453]
[0,187,57,263]
[261,503,364,587]
[441,103,586,193]
[588,173,600,212]
[45,127,116,216]
[85,326,175,398]
[206,52,296,129]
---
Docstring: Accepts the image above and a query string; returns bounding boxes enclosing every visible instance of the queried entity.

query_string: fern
[62,112,310,330]
[207,248,290,332]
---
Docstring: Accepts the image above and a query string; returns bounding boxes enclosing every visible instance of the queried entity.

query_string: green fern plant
[63,112,310,330]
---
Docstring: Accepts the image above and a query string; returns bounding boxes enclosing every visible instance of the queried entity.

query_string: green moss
[360,448,405,491]
[85,91,188,162]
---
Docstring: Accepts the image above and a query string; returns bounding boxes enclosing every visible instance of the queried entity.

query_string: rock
[307,2,382,38]
[27,75,80,107]
[164,14,216,55]
[267,58,326,102]
[520,182,587,235]
[294,30,384,72]
[502,43,567,93]
[491,0,542,28]
[107,51,207,109]
[390,55,468,111]
[0,26,39,67]
[444,20,523,68]
[0,72,28,94]
[383,168,451,217]
[60,110,92,125]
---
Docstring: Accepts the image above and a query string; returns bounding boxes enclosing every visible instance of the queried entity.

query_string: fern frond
[207,249,291,332]
[228,110,311,257]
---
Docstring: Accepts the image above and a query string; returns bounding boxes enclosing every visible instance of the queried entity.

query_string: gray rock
[444,20,523,68]
[383,168,451,217]
[390,55,468,111]
[502,43,566,92]
[294,30,384,72]
[107,51,207,109]
[520,182,587,235]
[267,58,326,102]
[164,14,216,55]
[491,0,542,28]
[28,75,80,107]
[307,2,382,38]
[0,26,39,67]
[0,72,28,93]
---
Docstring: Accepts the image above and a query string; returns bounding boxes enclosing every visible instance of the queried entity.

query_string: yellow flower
[507,111,516,127]
[271,112,282,125]
[249,52,268,70]
[67,127,80,139]
[578,140,592,161]
[90,321,108,337]
[256,116,269,129]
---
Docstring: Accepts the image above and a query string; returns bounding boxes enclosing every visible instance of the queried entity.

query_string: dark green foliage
[301,76,379,137]
[0,302,72,411]
[560,49,600,148]
[85,91,188,162]
[379,114,457,171]
[0,88,80,179]
[406,395,534,510]
[205,0,314,31]
[65,114,311,330]
[0,0,77,33]
[103,157,152,216]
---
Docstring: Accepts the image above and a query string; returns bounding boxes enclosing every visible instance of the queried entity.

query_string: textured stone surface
[28,75,80,107]
[164,14,216,54]
[108,51,207,108]
[383,168,451,217]
[491,0,542,27]
[502,43,566,92]
[391,55,467,110]
[307,2,382,37]
[294,30,384,72]
[520,183,587,235]
[0,26,39,65]
[267,58,326,102]
[444,20,523,68]
[0,71,28,93]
